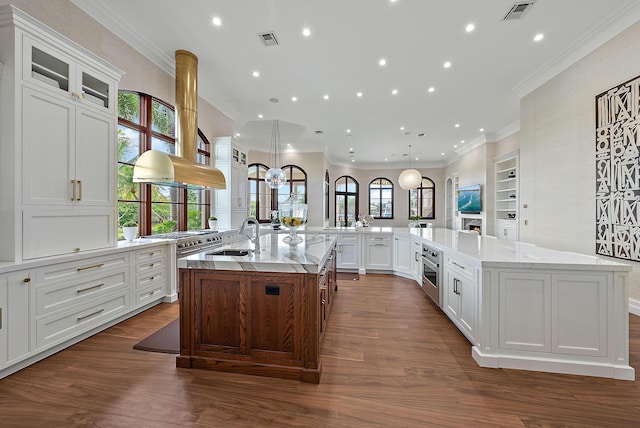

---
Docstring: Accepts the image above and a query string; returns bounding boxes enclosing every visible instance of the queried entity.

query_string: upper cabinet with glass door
[22,36,117,115]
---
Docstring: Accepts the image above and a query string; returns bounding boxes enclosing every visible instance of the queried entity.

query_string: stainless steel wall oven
[421,243,442,307]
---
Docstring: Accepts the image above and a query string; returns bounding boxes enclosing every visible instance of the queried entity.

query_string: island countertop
[177,233,337,274]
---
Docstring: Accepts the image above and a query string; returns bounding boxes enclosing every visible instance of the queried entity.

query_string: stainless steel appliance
[421,243,442,306]
[141,230,229,258]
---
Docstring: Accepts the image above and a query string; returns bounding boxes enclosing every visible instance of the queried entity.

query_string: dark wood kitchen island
[176,233,336,383]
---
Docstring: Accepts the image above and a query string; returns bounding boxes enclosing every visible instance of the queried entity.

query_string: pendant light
[265,120,287,189]
[398,144,422,190]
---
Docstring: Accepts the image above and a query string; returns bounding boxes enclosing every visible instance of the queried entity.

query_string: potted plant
[122,221,138,242]
[408,215,421,228]
[208,216,218,230]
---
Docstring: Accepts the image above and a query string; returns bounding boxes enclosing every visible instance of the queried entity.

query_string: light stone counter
[177,233,337,274]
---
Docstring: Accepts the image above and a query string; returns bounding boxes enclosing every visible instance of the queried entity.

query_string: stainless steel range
[141,230,231,258]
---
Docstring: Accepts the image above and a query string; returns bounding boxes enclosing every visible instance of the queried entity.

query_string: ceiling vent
[503,1,536,20]
[258,32,279,46]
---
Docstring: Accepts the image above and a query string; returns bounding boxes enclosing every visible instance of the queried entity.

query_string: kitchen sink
[208,249,252,256]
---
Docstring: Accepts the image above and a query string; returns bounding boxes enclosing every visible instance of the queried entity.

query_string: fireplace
[461,217,483,235]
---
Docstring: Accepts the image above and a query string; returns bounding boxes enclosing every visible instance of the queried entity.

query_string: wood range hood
[133,50,226,189]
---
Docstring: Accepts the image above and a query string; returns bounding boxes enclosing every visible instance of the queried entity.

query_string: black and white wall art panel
[596,75,640,261]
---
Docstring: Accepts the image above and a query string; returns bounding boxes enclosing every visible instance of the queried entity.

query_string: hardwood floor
[1,274,639,427]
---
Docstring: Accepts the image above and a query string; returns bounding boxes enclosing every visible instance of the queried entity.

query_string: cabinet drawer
[35,291,129,348]
[135,247,165,263]
[35,253,129,286]
[338,234,360,242]
[36,269,128,316]
[445,254,475,279]
[136,270,165,290]
[365,235,391,243]
[136,259,165,276]
[134,283,165,307]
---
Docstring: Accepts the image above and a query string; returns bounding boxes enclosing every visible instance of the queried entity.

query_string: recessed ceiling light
[400,126,405,130]
[323,94,329,100]
[379,58,387,66]
[346,129,351,133]
[428,87,435,93]
[385,158,388,161]
[443,61,452,69]
[460,140,465,143]
[392,89,398,95]
[291,96,298,102]
[212,16,222,26]
[390,0,398,3]
[441,152,445,156]
[252,71,260,78]
[302,27,311,37]
[534,33,544,42]
[479,128,485,132]
[235,133,240,137]
[351,159,355,163]
[455,123,460,128]
[454,144,458,148]
[465,23,475,32]
[258,114,263,118]
[356,92,363,97]
[349,147,353,151]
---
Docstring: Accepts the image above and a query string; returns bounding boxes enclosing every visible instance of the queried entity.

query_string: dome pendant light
[398,144,421,190]
[265,120,287,189]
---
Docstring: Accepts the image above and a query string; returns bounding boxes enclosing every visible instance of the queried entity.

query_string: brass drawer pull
[77,308,104,321]
[23,277,31,283]
[149,263,154,267]
[76,283,104,293]
[77,263,104,272]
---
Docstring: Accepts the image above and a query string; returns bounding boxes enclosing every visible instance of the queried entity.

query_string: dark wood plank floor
[1,274,639,427]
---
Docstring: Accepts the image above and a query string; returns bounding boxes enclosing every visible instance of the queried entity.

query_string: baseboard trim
[630,298,640,316]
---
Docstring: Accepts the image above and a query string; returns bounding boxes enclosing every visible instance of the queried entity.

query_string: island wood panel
[177,268,325,383]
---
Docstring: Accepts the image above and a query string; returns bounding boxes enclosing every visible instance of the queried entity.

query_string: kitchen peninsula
[176,233,337,383]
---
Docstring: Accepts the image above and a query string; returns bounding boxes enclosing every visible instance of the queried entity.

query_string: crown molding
[70,0,238,119]
[486,121,520,142]
[513,0,640,98]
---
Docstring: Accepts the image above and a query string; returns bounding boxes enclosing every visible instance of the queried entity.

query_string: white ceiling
[72,0,640,168]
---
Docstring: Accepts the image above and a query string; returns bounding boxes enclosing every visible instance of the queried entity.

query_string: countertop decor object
[279,193,307,245]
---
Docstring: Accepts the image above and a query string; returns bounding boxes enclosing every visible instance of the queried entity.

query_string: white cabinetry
[393,234,411,275]
[33,253,130,349]
[336,234,361,271]
[364,234,393,271]
[213,137,248,229]
[133,247,167,307]
[0,5,122,262]
[494,152,519,241]
[410,236,423,282]
[443,253,478,343]
[0,270,33,369]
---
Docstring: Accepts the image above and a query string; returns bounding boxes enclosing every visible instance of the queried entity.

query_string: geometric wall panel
[596,75,640,261]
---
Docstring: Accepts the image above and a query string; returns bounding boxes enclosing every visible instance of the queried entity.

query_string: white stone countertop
[410,228,631,271]
[177,233,337,274]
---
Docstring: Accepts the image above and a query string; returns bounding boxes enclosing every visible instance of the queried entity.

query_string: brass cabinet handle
[71,179,77,201]
[23,277,31,283]
[321,299,326,305]
[319,285,328,290]
[0,307,2,329]
[77,180,82,201]
[76,283,104,293]
[77,308,104,321]
[74,248,81,252]
[77,263,104,271]
[149,263,154,267]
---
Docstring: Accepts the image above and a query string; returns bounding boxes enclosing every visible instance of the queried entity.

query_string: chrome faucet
[239,217,260,253]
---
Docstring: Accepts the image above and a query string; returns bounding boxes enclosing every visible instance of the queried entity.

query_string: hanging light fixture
[398,144,422,190]
[265,120,287,189]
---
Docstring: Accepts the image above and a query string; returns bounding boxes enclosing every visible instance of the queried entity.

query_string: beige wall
[519,21,640,300]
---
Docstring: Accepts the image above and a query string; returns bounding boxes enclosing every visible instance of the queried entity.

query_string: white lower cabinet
[133,247,167,307]
[393,234,411,274]
[0,270,33,369]
[410,237,422,282]
[336,234,361,270]
[443,254,478,343]
[34,253,131,350]
[365,234,393,271]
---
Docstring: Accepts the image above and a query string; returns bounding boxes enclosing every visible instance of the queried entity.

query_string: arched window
[248,163,307,222]
[335,176,359,227]
[409,177,435,219]
[117,90,211,237]
[369,178,394,219]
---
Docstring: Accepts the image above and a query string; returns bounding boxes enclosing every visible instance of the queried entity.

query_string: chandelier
[265,120,287,189]
[398,144,421,190]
